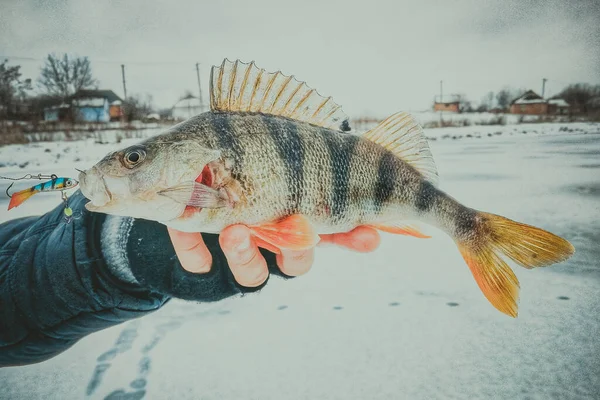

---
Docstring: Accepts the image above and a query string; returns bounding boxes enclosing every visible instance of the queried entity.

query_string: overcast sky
[1,0,598,117]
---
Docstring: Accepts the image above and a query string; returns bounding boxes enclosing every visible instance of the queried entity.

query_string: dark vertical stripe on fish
[322,129,359,219]
[211,113,241,166]
[374,151,398,212]
[263,116,304,213]
[414,180,437,212]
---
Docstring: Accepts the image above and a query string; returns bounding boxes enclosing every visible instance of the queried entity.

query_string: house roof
[73,98,106,107]
[71,89,123,104]
[434,94,461,104]
[172,96,202,109]
[548,98,569,107]
[512,90,545,105]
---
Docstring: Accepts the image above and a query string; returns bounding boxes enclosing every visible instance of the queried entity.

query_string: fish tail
[455,211,574,317]
[8,188,37,210]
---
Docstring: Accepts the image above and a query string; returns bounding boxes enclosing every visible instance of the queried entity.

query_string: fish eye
[66,179,72,186]
[123,148,146,168]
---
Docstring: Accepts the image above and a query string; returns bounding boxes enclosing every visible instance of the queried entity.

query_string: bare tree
[557,83,600,113]
[454,93,472,113]
[123,94,154,122]
[38,54,98,98]
[0,60,32,121]
[496,88,512,110]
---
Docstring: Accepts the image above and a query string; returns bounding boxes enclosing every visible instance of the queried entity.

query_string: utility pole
[541,78,547,98]
[439,80,444,126]
[196,63,204,111]
[121,64,128,124]
[121,64,128,99]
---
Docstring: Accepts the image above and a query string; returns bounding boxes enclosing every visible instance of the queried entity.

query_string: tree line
[2,55,599,124]
[448,85,600,114]
[0,54,179,124]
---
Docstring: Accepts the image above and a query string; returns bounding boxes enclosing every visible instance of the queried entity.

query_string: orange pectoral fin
[369,223,431,238]
[249,215,320,251]
[8,189,36,210]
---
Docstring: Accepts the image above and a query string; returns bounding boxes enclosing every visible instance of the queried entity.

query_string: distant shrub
[479,115,506,126]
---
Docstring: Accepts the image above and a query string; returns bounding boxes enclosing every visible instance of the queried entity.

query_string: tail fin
[457,212,574,317]
[8,189,36,210]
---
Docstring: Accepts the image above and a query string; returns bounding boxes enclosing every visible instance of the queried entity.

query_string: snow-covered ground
[353,111,578,131]
[0,122,599,399]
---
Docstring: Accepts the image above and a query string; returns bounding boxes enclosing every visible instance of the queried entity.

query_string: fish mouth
[78,167,112,207]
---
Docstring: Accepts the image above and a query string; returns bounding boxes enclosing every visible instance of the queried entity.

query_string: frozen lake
[1,122,599,399]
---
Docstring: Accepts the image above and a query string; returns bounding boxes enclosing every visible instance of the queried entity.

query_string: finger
[220,225,269,288]
[276,248,314,277]
[320,226,380,253]
[168,227,213,273]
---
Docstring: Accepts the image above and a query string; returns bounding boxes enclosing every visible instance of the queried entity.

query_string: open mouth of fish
[78,167,112,207]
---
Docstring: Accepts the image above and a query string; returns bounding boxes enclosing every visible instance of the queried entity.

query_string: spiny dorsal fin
[210,59,350,131]
[364,112,438,185]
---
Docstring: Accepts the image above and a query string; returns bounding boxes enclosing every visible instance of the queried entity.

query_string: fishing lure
[4,174,79,210]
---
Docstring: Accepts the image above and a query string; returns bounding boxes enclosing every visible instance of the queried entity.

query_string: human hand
[168,226,381,288]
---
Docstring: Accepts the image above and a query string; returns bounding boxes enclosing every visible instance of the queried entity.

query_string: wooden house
[433,95,460,113]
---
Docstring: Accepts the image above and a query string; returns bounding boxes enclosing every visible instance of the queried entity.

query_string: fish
[8,177,78,210]
[79,59,574,317]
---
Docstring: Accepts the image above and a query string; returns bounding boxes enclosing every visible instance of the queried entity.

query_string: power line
[0,55,198,66]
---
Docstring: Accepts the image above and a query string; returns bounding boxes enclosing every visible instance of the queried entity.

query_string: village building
[509,90,571,115]
[43,89,123,122]
[547,98,570,115]
[433,95,461,113]
[171,94,204,121]
[43,103,71,122]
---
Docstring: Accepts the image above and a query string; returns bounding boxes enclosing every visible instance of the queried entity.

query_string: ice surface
[0,122,599,399]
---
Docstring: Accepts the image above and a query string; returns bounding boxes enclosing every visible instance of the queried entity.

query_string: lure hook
[6,182,14,199]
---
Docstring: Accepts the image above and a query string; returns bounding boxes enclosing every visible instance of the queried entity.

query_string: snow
[0,122,599,399]
[514,98,546,105]
[380,111,571,129]
[46,103,70,110]
[549,99,570,107]
[73,98,107,107]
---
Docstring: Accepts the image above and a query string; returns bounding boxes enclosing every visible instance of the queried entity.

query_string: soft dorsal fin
[364,112,438,185]
[209,59,350,131]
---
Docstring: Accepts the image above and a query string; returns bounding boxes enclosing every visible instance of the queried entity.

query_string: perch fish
[79,59,574,317]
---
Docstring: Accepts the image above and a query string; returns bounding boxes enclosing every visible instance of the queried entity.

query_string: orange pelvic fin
[369,222,431,238]
[249,215,319,251]
[252,236,282,255]
[8,188,36,210]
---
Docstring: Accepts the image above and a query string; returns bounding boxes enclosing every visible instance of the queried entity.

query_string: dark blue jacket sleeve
[0,191,279,367]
